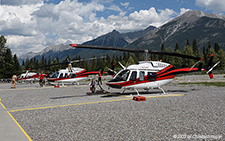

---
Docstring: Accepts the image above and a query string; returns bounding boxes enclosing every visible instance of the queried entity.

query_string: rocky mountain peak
[172,10,225,25]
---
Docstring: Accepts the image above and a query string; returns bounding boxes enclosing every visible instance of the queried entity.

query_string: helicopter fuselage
[106,61,198,90]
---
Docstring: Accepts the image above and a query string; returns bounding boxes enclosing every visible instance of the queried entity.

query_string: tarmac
[0,100,30,141]
[0,74,224,141]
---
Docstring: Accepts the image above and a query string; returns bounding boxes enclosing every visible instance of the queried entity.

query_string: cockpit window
[50,72,59,78]
[114,70,130,81]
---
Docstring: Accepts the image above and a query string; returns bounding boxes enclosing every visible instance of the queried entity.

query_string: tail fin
[205,54,220,79]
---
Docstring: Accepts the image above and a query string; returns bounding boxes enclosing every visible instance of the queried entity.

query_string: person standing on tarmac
[39,73,44,87]
[98,71,102,85]
[11,74,17,88]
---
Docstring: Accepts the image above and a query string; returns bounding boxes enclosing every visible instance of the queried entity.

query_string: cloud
[180,8,191,15]
[121,2,129,9]
[1,0,177,56]
[195,0,225,12]
[1,0,43,5]
[128,7,176,29]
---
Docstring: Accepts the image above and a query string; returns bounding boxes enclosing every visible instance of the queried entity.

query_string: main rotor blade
[70,44,144,53]
[70,44,201,60]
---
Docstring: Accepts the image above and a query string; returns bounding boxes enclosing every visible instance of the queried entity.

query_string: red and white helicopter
[17,68,48,83]
[47,57,106,85]
[70,44,220,95]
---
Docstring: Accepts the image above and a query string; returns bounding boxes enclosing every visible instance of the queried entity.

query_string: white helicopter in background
[47,56,107,86]
[70,44,220,95]
[17,69,48,83]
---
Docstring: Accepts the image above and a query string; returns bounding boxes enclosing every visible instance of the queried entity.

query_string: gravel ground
[0,75,224,141]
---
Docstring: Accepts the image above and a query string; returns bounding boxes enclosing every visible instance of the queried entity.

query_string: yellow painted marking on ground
[8,94,184,113]
[8,98,132,112]
[0,102,6,109]
[0,101,32,141]
[7,111,32,141]
[0,85,87,92]
[0,86,53,91]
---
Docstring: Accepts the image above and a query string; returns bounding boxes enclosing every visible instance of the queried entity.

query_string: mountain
[82,26,155,46]
[19,26,155,63]
[128,10,225,51]
[19,10,225,64]
[18,44,71,64]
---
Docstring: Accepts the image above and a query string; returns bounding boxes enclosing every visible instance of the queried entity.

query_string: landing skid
[120,86,167,96]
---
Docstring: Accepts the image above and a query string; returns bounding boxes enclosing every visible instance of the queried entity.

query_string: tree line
[0,36,21,79]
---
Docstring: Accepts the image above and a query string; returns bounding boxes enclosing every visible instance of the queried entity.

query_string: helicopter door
[139,71,145,81]
[129,71,137,81]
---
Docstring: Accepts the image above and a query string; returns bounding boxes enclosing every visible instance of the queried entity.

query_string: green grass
[179,82,225,87]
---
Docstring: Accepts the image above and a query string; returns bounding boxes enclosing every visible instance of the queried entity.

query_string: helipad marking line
[0,101,32,141]
[8,98,132,112]
[0,86,53,91]
[8,94,184,113]
[0,85,86,91]
[0,102,6,109]
[7,111,32,141]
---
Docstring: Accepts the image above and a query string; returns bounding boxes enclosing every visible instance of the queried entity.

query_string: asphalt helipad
[0,75,224,141]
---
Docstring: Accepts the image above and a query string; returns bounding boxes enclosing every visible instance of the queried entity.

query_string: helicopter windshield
[50,72,59,78]
[114,70,130,82]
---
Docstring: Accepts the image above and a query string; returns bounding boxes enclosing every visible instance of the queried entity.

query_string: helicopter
[17,68,48,83]
[47,56,107,86]
[70,44,220,95]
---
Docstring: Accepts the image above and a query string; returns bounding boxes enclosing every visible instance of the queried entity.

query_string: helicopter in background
[70,44,220,95]
[47,56,107,86]
[17,68,48,83]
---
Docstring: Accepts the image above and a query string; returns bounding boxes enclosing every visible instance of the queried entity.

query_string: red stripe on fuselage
[106,75,175,88]
[107,67,200,88]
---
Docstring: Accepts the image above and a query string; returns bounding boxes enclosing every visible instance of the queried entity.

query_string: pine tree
[192,39,198,56]
[173,49,183,68]
[186,38,190,46]
[214,43,220,53]
[3,48,13,78]
[217,49,225,69]
[12,54,21,74]
[0,35,7,78]
[174,43,179,52]
[182,45,194,67]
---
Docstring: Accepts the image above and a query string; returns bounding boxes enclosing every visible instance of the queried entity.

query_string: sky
[1,0,225,56]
